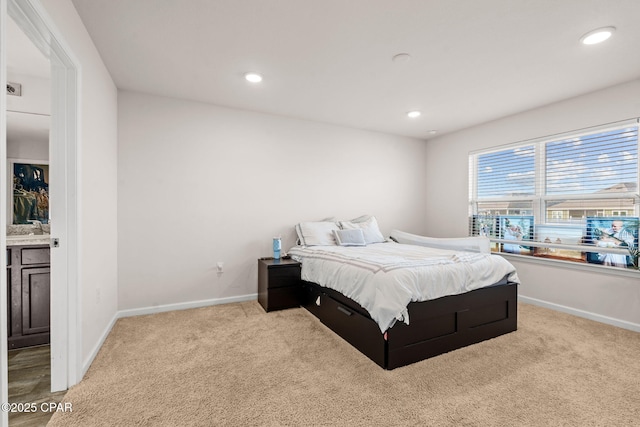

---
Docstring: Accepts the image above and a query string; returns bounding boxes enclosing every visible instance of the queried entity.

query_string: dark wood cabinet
[258,258,302,312]
[7,245,50,349]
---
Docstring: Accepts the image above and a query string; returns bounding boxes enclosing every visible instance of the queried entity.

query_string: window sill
[497,252,640,279]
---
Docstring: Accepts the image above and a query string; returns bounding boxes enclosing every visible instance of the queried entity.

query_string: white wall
[6,126,48,159]
[117,91,427,311]
[6,72,50,160]
[6,72,50,115]
[40,0,119,369]
[424,79,640,329]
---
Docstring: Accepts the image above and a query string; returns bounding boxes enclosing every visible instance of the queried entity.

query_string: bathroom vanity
[6,236,51,349]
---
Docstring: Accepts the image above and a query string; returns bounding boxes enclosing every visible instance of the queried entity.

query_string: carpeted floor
[48,301,640,426]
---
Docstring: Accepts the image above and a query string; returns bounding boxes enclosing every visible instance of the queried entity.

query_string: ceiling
[64,0,640,139]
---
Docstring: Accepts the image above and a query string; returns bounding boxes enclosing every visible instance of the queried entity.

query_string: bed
[288,219,520,369]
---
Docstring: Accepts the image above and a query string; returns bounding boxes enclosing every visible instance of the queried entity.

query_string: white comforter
[288,242,520,333]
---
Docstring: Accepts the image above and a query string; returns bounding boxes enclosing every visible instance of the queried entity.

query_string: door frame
[0,1,8,423]
[1,0,80,417]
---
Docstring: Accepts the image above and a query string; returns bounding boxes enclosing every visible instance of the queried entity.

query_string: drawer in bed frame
[301,280,518,370]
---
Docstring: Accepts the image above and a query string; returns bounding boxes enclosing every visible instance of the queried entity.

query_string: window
[469,120,640,270]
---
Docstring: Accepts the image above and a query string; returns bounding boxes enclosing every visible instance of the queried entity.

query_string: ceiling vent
[7,82,22,96]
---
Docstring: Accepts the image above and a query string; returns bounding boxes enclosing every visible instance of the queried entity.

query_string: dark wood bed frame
[300,279,518,370]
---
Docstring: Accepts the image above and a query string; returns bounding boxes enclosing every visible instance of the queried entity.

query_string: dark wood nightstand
[258,258,302,312]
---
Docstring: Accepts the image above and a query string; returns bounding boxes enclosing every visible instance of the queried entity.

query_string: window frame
[469,118,640,273]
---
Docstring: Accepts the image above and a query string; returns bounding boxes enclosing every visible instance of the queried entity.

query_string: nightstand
[257,258,302,312]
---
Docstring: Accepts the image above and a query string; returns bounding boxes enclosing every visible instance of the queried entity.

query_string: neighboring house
[475,183,638,219]
[547,183,638,219]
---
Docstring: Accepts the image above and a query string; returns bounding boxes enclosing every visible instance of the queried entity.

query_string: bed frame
[300,279,518,369]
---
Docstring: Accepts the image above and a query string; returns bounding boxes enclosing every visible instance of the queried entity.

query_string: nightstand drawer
[263,286,300,312]
[269,265,300,278]
[267,266,301,288]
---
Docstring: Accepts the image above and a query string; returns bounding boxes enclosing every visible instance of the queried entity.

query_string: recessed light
[244,72,263,83]
[428,130,438,135]
[580,26,615,45]
[407,111,421,118]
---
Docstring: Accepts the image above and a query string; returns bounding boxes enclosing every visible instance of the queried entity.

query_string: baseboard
[80,293,258,377]
[117,293,258,319]
[82,311,119,377]
[519,295,640,333]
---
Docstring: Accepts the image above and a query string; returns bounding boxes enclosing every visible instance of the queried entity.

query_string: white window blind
[545,126,638,196]
[476,145,535,198]
[469,119,640,271]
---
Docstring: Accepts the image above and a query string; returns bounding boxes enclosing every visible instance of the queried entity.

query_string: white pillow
[339,216,385,244]
[295,221,340,246]
[333,229,366,246]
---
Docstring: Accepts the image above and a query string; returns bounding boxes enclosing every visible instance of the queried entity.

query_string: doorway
[5,13,56,426]
[2,1,80,424]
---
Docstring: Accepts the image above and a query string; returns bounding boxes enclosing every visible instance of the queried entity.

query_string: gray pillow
[333,229,366,246]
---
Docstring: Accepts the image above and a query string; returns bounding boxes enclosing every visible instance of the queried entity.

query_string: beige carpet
[48,301,640,426]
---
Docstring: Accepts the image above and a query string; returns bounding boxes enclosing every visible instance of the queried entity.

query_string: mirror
[6,16,51,227]
[7,112,50,225]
